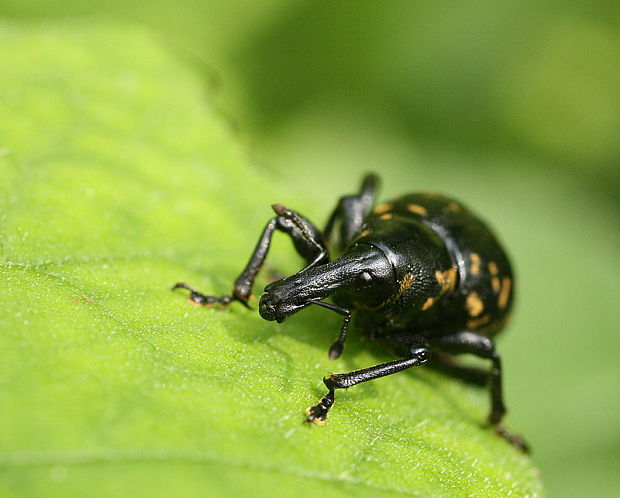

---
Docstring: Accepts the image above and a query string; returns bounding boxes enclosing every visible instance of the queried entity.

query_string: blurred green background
[2,1,618,496]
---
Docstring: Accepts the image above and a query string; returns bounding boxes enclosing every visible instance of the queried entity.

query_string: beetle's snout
[258,294,276,322]
[259,295,278,322]
[259,292,288,323]
[259,286,308,323]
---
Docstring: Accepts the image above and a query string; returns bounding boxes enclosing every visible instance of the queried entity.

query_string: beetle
[173,173,528,452]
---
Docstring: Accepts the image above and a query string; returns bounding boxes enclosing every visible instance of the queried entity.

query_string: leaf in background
[0,22,545,497]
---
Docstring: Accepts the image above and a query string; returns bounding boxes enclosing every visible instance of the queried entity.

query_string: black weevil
[173,174,528,452]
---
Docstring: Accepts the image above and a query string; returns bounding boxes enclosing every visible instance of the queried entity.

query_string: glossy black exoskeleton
[173,174,528,451]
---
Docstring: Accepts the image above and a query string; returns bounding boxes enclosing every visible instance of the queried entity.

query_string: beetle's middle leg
[306,340,430,424]
[429,331,529,452]
[323,173,379,250]
[173,204,328,307]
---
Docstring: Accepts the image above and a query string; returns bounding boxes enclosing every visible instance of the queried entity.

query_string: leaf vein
[0,449,420,496]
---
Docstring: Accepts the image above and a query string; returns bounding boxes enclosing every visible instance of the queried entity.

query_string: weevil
[173,174,528,451]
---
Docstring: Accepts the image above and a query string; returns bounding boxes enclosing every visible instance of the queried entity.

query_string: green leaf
[0,21,545,497]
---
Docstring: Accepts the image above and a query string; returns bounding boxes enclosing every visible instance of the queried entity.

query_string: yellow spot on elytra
[491,276,501,293]
[465,291,484,317]
[374,203,392,214]
[376,272,415,310]
[357,228,372,238]
[399,272,415,294]
[435,267,457,294]
[379,213,393,220]
[406,204,428,216]
[469,253,481,275]
[467,314,491,330]
[425,267,458,310]
[488,261,499,275]
[422,297,435,311]
[447,201,460,212]
[498,277,512,309]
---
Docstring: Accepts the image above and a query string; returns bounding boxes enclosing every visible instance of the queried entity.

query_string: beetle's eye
[357,271,373,286]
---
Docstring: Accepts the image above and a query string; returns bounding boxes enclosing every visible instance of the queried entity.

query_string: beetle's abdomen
[367,193,514,337]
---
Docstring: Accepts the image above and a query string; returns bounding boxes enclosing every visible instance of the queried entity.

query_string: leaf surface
[0,22,545,497]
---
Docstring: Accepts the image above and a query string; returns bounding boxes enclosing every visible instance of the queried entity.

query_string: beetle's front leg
[171,282,241,307]
[306,346,430,424]
[173,217,279,307]
[173,205,328,307]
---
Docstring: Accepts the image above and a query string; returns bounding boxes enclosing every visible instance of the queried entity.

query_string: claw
[495,424,530,453]
[173,282,238,308]
[172,282,198,293]
[237,297,252,309]
[305,405,327,425]
[305,391,334,425]
[306,403,327,425]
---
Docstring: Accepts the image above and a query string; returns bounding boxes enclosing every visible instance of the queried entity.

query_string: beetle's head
[259,244,395,322]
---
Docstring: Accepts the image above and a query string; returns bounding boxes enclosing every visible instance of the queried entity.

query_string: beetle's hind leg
[431,353,489,387]
[306,344,430,424]
[430,331,529,452]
